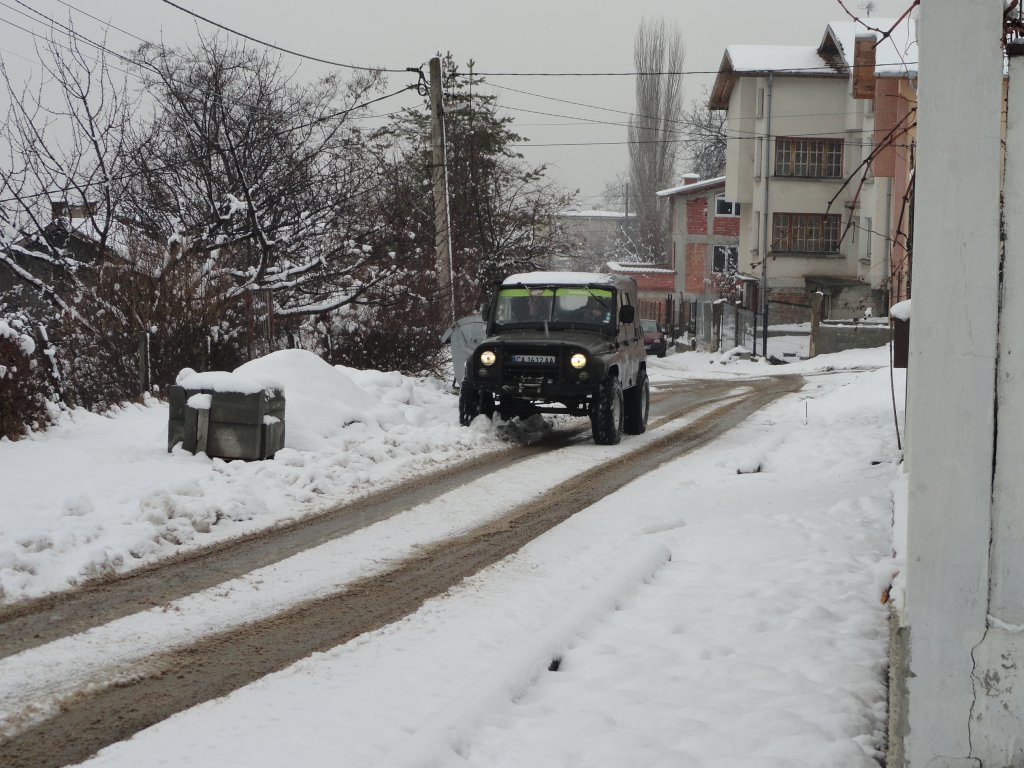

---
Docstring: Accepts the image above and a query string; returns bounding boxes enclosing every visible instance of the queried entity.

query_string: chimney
[681,173,701,186]
[852,33,876,100]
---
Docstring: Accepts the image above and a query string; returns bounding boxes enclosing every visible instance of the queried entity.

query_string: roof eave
[709,51,735,111]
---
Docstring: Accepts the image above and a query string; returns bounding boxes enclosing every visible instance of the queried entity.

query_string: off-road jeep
[458,271,649,445]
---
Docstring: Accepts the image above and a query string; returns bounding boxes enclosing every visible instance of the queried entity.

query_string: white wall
[726,73,876,290]
[901,0,1005,763]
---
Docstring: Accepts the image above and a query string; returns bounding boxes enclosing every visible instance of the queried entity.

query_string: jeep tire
[590,376,624,445]
[459,384,494,426]
[623,371,650,435]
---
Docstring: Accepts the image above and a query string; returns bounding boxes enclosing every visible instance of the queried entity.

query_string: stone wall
[811,321,889,356]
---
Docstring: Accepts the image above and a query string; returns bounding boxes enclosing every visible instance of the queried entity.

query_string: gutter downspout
[884,176,892,314]
[760,73,773,358]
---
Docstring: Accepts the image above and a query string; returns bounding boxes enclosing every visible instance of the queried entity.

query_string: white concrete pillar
[902,0,1004,764]
[967,41,1024,765]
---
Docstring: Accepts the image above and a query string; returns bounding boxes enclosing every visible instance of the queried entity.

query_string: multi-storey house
[709,18,917,322]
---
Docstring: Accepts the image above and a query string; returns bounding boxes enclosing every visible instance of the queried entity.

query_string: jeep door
[616,291,643,388]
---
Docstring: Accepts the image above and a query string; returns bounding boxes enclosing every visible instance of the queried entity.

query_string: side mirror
[481,302,490,321]
[619,305,636,324]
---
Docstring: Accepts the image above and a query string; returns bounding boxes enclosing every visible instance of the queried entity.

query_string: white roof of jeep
[503,271,618,286]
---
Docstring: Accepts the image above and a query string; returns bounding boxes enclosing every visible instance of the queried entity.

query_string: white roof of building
[723,45,832,76]
[606,262,674,275]
[657,176,726,197]
[556,209,633,219]
[710,16,917,108]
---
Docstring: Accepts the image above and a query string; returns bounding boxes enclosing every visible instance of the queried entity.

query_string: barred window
[713,245,738,274]
[775,137,844,178]
[772,213,841,253]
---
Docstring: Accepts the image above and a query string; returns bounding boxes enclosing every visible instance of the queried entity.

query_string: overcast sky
[1,0,912,205]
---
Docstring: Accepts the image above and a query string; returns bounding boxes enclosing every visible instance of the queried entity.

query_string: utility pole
[429,56,455,325]
[759,74,773,359]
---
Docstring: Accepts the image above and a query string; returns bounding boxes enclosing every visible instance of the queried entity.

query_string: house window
[715,193,740,217]
[774,137,844,179]
[713,245,739,274]
[772,213,841,253]
[862,216,873,261]
[754,137,763,180]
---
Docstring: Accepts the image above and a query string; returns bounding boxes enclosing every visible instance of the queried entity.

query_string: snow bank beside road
[0,350,503,604]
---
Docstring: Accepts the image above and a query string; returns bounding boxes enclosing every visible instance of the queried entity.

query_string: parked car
[641,319,668,357]
[458,271,649,445]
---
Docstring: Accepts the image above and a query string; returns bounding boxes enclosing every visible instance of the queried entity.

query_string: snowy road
[0,374,802,768]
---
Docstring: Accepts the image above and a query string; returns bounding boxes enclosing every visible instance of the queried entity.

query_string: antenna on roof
[858,1,876,17]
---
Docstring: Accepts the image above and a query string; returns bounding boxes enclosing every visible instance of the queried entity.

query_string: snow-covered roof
[503,271,617,286]
[606,262,674,275]
[723,45,832,76]
[657,176,726,197]
[556,209,633,219]
[63,214,132,259]
[710,17,917,109]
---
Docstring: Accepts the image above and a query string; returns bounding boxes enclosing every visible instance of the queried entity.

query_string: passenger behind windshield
[494,286,614,330]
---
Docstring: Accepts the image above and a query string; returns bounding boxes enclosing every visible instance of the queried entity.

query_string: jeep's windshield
[493,286,615,332]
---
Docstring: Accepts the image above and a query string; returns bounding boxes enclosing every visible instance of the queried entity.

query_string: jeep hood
[479,328,616,350]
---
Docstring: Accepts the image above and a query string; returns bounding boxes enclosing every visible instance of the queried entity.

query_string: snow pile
[890,299,911,321]
[235,349,405,450]
[0,351,504,604]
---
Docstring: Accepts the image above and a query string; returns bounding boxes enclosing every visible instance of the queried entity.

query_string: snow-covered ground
[0,349,506,603]
[0,345,905,766]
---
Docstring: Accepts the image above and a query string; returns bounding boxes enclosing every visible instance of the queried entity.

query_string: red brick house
[657,175,743,305]
[605,261,675,323]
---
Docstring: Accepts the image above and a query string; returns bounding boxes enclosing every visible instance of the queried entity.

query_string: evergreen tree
[385,54,575,317]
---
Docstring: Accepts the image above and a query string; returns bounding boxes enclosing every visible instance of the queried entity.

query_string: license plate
[510,354,556,364]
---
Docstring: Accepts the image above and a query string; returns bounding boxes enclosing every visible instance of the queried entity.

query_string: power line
[159,0,410,74]
[460,61,917,77]
[5,0,150,72]
[0,83,417,205]
[0,3,421,132]
[491,81,892,122]
[497,100,898,142]
[51,0,149,46]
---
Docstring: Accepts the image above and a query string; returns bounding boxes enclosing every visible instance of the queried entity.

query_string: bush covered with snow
[0,312,52,439]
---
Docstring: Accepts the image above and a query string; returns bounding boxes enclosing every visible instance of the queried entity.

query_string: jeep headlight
[570,352,587,369]
[480,350,496,366]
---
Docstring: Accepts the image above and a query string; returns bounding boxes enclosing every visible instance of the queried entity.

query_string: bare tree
[0,25,149,408]
[127,36,398,320]
[600,172,629,212]
[628,17,684,262]
[680,87,727,179]
[0,26,134,322]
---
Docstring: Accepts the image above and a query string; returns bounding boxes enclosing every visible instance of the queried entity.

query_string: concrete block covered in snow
[168,380,285,460]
